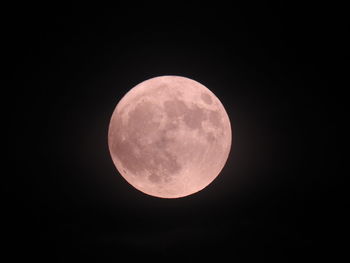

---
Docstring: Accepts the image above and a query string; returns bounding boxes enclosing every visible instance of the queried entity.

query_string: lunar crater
[201,92,212,104]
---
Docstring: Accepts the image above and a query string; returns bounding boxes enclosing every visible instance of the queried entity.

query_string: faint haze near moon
[108,76,232,198]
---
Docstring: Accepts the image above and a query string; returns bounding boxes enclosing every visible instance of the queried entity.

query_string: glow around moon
[108,76,232,198]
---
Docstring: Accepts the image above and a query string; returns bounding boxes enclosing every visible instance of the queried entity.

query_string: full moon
[108,76,232,198]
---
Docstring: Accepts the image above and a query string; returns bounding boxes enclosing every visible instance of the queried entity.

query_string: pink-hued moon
[108,76,232,198]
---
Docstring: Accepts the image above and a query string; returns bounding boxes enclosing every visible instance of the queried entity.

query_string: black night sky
[7,2,344,262]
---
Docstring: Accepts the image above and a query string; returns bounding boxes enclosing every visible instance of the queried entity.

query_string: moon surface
[108,76,231,198]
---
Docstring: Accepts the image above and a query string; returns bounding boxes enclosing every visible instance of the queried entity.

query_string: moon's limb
[108,76,231,198]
